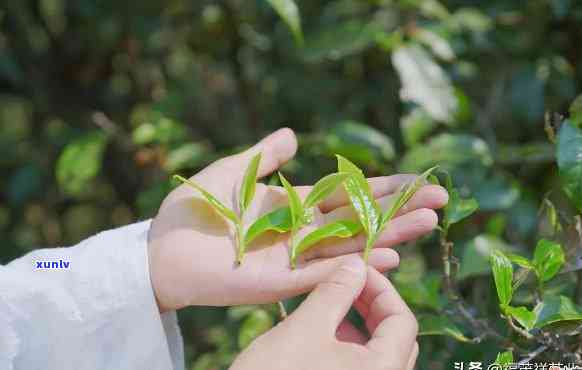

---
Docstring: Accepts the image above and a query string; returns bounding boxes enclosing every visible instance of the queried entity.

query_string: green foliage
[494,351,513,366]
[239,153,262,215]
[56,131,108,196]
[5,0,582,365]
[534,296,582,328]
[532,239,565,283]
[418,315,470,342]
[490,250,514,307]
[237,309,274,350]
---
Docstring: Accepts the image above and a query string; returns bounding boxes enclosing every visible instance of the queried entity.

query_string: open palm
[147,128,448,311]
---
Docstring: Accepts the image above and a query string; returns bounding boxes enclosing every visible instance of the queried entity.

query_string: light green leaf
[380,166,438,230]
[304,172,350,209]
[400,108,437,147]
[392,45,457,123]
[278,172,304,228]
[56,131,108,196]
[238,309,274,349]
[505,306,536,331]
[494,351,514,366]
[532,239,565,283]
[418,315,470,342]
[291,220,362,267]
[267,0,303,46]
[173,175,239,223]
[239,153,262,215]
[164,143,208,172]
[244,207,293,246]
[490,250,513,306]
[336,155,381,236]
[557,121,582,213]
[507,253,533,269]
[535,295,582,328]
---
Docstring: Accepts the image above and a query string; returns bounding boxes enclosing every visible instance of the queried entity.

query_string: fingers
[360,268,418,364]
[324,185,448,221]
[289,258,366,335]
[233,127,298,178]
[336,320,368,344]
[302,208,438,261]
[406,342,420,370]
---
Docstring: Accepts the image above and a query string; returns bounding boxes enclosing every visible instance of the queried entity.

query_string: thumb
[216,127,298,179]
[289,257,366,335]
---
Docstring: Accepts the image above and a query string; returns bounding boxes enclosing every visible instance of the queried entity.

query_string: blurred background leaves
[1,0,582,368]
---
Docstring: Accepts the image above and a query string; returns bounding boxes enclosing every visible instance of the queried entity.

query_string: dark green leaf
[292,220,362,267]
[532,239,565,283]
[278,172,304,228]
[443,172,479,227]
[418,315,470,342]
[303,172,349,209]
[56,131,108,196]
[173,175,239,223]
[535,295,582,328]
[244,207,293,245]
[557,121,582,212]
[490,250,513,306]
[238,309,274,349]
[239,153,262,214]
[267,0,303,46]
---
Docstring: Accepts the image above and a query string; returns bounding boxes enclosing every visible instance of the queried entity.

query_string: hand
[148,128,448,311]
[231,259,419,370]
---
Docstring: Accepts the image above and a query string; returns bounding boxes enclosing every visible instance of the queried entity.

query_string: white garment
[0,220,184,370]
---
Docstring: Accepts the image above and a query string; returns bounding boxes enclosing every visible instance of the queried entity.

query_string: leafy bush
[2,0,582,367]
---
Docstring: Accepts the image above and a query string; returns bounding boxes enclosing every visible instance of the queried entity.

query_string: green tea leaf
[244,207,293,245]
[507,253,533,269]
[490,250,513,307]
[380,166,438,230]
[303,172,350,209]
[291,220,362,267]
[336,155,381,236]
[238,309,274,349]
[173,175,239,223]
[266,0,303,46]
[418,315,470,342]
[535,295,582,328]
[278,172,304,228]
[505,306,536,330]
[239,153,262,214]
[56,131,108,196]
[557,121,582,212]
[532,239,565,283]
[494,351,514,366]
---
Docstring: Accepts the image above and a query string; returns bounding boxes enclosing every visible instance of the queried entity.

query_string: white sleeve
[0,220,184,370]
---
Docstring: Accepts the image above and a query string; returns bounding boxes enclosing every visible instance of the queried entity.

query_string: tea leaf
[418,315,470,342]
[173,175,239,223]
[506,253,533,269]
[336,155,381,236]
[303,172,350,209]
[240,153,262,214]
[291,220,362,267]
[534,295,582,328]
[532,239,565,283]
[244,207,293,246]
[490,250,513,307]
[380,166,438,230]
[505,305,536,331]
[443,171,479,227]
[494,351,514,366]
[278,172,304,228]
[266,0,303,46]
